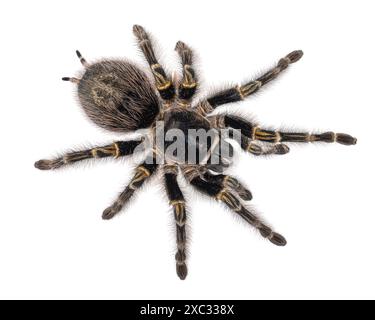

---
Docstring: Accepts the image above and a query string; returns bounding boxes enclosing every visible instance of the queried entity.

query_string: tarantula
[35,25,356,280]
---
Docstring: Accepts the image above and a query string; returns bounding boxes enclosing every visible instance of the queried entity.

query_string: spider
[35,25,357,280]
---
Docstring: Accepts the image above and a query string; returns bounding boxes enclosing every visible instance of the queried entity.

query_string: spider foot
[237,188,253,201]
[102,203,122,220]
[274,144,290,155]
[259,225,287,246]
[286,50,304,63]
[34,159,63,170]
[176,262,188,280]
[175,40,189,53]
[308,132,357,145]
[335,133,357,145]
[132,24,147,39]
[269,232,287,246]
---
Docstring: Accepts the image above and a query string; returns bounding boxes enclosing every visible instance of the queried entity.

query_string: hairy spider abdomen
[78,60,160,132]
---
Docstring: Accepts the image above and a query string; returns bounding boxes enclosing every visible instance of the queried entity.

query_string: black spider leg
[175,41,197,104]
[75,50,88,67]
[202,171,252,201]
[186,173,286,246]
[61,50,88,83]
[34,140,144,170]
[102,154,158,219]
[164,165,188,280]
[133,25,175,101]
[209,115,290,156]
[210,114,357,148]
[195,50,303,116]
[240,134,291,156]
[61,76,80,84]
[252,127,357,145]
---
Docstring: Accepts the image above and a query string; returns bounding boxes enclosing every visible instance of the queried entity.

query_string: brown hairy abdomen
[78,60,160,132]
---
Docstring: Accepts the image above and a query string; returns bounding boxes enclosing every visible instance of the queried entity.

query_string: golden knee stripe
[216,189,242,212]
[128,166,151,190]
[181,65,196,88]
[91,143,120,158]
[170,200,186,226]
[151,63,172,90]
[238,81,262,98]
[254,129,279,142]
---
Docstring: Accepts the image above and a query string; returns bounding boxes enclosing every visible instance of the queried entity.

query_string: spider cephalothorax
[35,25,357,280]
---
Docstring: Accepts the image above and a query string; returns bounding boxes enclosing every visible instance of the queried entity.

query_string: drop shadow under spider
[35,25,357,280]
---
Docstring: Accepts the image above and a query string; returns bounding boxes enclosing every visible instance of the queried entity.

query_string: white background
[0,0,374,300]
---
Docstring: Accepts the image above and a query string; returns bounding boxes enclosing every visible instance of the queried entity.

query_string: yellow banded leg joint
[91,143,120,158]
[128,166,151,190]
[216,189,242,212]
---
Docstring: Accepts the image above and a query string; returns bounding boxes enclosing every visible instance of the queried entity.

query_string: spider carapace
[35,25,357,280]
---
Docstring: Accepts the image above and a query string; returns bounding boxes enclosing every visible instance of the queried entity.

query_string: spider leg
[175,41,198,104]
[75,50,89,67]
[102,155,158,219]
[210,114,357,146]
[209,114,289,156]
[240,135,290,156]
[133,25,175,101]
[195,50,303,115]
[34,140,144,170]
[252,128,357,145]
[164,165,188,280]
[62,77,80,84]
[61,50,88,83]
[185,172,286,246]
[202,171,252,201]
